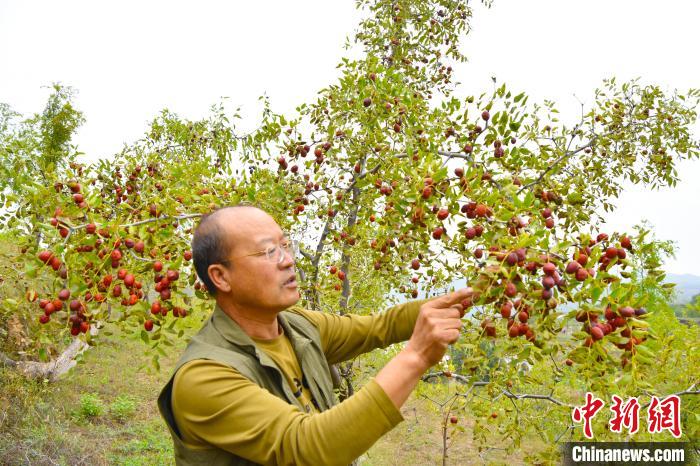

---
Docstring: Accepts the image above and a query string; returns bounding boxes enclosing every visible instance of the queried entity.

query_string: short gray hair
[191,203,263,296]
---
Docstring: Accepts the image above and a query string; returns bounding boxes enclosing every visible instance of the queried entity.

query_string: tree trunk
[0,327,97,382]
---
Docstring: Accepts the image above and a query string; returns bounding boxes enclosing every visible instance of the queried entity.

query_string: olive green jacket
[158,305,338,466]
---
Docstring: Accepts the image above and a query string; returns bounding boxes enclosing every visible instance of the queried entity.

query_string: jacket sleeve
[172,359,404,466]
[288,298,429,365]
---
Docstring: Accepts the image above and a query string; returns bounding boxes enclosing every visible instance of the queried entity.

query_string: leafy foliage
[1,0,698,459]
[78,392,104,418]
[110,394,137,422]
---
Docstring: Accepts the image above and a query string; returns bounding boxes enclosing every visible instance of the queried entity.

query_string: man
[158,205,474,465]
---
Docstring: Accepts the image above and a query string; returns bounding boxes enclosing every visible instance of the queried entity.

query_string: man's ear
[208,264,232,294]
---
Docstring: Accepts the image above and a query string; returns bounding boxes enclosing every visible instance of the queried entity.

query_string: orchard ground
[1,320,548,466]
[4,310,696,465]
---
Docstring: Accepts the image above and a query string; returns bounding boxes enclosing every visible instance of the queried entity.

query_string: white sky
[1,0,698,275]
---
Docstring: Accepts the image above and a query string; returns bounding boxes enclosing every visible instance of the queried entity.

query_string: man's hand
[375,287,476,411]
[404,287,475,371]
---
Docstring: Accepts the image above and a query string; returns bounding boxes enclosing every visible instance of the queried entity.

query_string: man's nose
[278,248,295,267]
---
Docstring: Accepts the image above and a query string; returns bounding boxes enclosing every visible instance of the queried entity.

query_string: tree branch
[70,212,203,231]
[127,248,155,263]
[500,388,574,408]
[517,139,595,194]
[339,184,360,313]
[437,149,474,163]
[298,247,314,261]
[0,351,18,367]
[0,330,97,382]
[641,383,699,409]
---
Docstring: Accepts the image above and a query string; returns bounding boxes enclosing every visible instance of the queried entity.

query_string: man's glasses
[221,239,299,265]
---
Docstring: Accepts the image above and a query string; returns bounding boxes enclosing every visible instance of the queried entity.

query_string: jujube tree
[1,0,698,461]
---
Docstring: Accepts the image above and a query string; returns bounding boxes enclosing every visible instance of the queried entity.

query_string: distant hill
[665,273,700,304]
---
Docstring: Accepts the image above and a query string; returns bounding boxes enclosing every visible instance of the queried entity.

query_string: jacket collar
[210,304,311,362]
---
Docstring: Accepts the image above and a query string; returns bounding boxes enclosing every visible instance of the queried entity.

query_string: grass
[0,323,186,465]
[360,393,486,465]
[1,323,546,466]
[357,380,548,466]
[12,314,691,465]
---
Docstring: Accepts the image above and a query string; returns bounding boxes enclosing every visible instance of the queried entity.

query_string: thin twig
[640,383,699,409]
[71,212,203,231]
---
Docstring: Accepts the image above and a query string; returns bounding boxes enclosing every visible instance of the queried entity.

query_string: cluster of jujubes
[33,214,197,333]
[450,228,644,352]
[31,286,89,335]
[37,248,66,277]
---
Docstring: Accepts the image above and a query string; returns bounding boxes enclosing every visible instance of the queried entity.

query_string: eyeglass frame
[219,239,299,265]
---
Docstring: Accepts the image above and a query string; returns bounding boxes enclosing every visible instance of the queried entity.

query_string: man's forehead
[215,207,284,244]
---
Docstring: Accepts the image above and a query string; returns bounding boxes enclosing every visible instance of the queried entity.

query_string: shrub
[110,394,137,422]
[79,392,104,418]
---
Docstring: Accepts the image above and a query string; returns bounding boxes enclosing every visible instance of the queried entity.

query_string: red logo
[572,392,605,439]
[609,395,640,434]
[572,393,683,439]
[647,395,682,438]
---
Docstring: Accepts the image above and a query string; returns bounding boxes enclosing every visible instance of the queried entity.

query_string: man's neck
[217,300,282,340]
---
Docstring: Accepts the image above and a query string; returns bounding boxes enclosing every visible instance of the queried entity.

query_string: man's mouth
[283,275,297,287]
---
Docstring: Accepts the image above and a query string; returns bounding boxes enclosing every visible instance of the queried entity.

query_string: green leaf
[635,353,654,365]
[635,345,654,358]
[24,262,37,279]
[618,373,634,386]
[566,192,584,205]
[591,286,603,301]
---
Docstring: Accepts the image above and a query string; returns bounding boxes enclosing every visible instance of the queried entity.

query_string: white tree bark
[0,327,97,382]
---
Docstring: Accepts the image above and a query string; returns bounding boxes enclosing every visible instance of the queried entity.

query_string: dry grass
[359,384,547,466]
[0,323,184,465]
[0,316,572,466]
[1,332,552,466]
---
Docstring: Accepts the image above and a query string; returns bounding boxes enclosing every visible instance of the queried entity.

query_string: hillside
[666,273,700,304]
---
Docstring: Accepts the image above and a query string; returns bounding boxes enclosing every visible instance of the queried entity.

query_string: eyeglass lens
[270,241,297,263]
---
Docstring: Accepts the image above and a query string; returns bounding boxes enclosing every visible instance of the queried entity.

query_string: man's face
[218,208,300,312]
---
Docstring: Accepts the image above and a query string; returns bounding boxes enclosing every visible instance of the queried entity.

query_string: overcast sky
[1,0,698,275]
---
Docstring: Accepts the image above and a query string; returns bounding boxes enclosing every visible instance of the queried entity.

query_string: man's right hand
[375,287,476,411]
[403,287,475,370]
